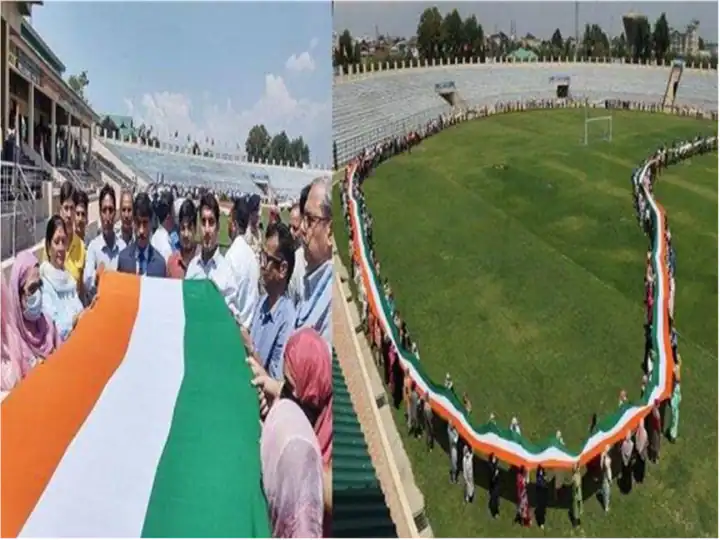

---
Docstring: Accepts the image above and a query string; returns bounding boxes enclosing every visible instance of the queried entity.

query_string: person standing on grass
[648,399,662,463]
[600,445,612,513]
[634,420,649,483]
[535,465,548,529]
[668,364,682,443]
[448,420,459,484]
[620,431,635,493]
[488,454,500,519]
[571,463,583,528]
[463,444,475,504]
[515,466,530,527]
[423,398,434,451]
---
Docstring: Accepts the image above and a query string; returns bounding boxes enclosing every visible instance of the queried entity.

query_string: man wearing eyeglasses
[295,177,333,345]
[242,222,296,380]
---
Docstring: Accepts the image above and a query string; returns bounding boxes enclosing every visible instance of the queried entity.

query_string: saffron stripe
[1,272,141,537]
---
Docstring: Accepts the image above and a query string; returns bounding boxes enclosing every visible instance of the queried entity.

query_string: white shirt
[151,225,173,262]
[225,233,260,329]
[288,246,306,308]
[185,247,241,321]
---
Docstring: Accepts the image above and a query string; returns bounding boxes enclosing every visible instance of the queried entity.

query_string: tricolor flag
[2,273,270,537]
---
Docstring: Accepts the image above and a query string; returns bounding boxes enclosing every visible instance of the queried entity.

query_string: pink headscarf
[8,251,58,366]
[283,328,332,465]
[1,278,25,391]
[261,399,324,538]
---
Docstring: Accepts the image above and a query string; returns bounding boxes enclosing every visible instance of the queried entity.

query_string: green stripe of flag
[142,280,270,537]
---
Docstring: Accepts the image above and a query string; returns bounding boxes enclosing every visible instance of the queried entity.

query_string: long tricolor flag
[345,151,674,470]
[1,273,270,538]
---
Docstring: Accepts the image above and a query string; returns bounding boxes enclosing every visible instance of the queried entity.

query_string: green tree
[333,29,360,71]
[611,33,628,58]
[441,9,463,60]
[582,24,610,57]
[462,15,484,59]
[698,37,705,50]
[652,13,670,64]
[269,131,291,164]
[551,28,564,50]
[245,124,271,162]
[416,6,443,60]
[67,70,90,102]
[288,136,310,166]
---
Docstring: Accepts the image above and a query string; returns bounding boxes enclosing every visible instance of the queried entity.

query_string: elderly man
[295,177,332,345]
[115,189,135,245]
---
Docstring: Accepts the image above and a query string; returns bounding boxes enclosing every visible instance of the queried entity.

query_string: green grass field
[333,109,718,537]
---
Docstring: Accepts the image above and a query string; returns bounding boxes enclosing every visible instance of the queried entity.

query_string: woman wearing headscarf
[1,278,25,392]
[462,443,475,503]
[668,364,682,443]
[515,466,530,527]
[7,251,61,377]
[40,216,85,341]
[634,419,648,483]
[620,431,635,493]
[648,399,662,463]
[261,399,324,538]
[600,445,612,513]
[249,328,332,532]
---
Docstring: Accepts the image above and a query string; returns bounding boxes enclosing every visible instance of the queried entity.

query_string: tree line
[333,8,717,74]
[244,125,311,167]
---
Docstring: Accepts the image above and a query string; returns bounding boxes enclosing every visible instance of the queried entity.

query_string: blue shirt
[83,232,127,301]
[250,294,296,380]
[169,228,181,253]
[295,259,332,346]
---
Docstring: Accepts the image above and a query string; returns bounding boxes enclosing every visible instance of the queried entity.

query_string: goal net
[583,109,613,146]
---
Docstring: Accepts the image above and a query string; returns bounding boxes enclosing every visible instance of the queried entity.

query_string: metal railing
[1,161,42,260]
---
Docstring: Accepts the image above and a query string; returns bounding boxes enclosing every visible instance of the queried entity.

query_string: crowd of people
[340,98,715,530]
[1,172,334,537]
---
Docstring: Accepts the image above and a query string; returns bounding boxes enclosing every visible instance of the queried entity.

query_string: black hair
[232,196,250,234]
[155,191,174,223]
[178,198,197,227]
[99,183,116,208]
[265,221,296,286]
[133,192,153,220]
[199,192,220,226]
[299,184,311,215]
[75,189,89,210]
[45,214,67,251]
[59,181,77,205]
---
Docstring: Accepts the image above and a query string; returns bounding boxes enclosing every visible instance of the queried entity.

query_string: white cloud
[124,74,330,164]
[285,51,316,73]
[309,37,318,50]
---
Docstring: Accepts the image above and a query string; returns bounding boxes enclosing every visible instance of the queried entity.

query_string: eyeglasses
[259,249,284,269]
[302,211,329,228]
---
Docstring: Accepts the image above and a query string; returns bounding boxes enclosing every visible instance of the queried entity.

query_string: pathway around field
[333,250,430,538]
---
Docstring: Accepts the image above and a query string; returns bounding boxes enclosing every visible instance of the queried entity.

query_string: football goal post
[583,104,613,146]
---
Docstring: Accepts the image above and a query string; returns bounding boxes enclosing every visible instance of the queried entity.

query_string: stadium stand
[333,62,718,165]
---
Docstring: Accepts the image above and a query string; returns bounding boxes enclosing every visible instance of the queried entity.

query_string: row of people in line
[339,100,706,530]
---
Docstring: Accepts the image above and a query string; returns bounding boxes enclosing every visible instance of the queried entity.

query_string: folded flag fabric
[2,273,270,538]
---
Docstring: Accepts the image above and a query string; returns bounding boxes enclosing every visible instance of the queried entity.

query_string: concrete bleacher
[332,62,718,164]
[100,139,327,199]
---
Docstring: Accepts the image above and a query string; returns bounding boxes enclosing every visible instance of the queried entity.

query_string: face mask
[24,289,43,321]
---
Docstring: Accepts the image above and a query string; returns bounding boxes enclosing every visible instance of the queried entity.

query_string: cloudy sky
[32,2,333,166]
[334,1,718,42]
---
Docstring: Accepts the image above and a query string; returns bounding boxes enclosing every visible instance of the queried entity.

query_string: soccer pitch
[334,109,717,537]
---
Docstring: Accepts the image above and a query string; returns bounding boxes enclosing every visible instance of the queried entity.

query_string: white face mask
[24,288,43,321]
